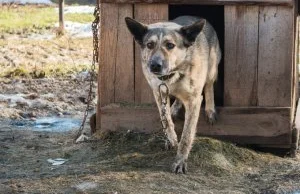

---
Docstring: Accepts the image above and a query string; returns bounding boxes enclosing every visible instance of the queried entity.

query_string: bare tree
[58,0,64,35]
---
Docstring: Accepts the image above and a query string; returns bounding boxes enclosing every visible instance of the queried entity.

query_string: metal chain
[158,83,169,137]
[75,4,100,141]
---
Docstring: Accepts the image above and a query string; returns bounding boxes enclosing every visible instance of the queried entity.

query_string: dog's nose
[150,61,162,73]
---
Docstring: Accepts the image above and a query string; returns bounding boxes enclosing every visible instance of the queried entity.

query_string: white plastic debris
[47,158,68,166]
[75,182,98,191]
[75,133,90,143]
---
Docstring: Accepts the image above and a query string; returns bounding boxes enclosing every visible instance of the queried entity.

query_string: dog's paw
[172,158,187,174]
[205,110,217,125]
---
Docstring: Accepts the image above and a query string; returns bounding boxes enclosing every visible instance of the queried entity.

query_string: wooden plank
[224,5,259,106]
[258,6,293,107]
[115,4,135,103]
[100,105,291,145]
[295,1,299,102]
[291,14,299,124]
[134,4,168,104]
[207,134,291,145]
[99,3,118,107]
[292,98,300,154]
[294,98,300,130]
[100,0,293,6]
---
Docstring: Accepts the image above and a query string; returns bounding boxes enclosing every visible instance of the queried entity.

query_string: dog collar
[157,73,176,81]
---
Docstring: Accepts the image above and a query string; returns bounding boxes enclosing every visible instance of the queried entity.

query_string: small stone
[19,112,32,118]
[28,112,36,117]
[30,117,37,121]
[25,93,39,100]
[27,51,33,55]
[56,106,63,112]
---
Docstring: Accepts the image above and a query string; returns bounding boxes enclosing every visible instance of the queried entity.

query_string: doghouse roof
[100,0,295,6]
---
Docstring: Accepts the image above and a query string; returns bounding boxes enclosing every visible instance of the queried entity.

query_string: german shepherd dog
[125,16,221,174]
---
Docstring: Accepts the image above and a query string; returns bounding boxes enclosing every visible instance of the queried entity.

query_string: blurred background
[0,0,98,120]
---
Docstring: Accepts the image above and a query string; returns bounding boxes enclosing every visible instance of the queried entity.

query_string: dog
[125,16,221,174]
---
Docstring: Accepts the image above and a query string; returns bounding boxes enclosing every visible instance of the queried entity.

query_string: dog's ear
[125,17,148,45]
[179,19,206,47]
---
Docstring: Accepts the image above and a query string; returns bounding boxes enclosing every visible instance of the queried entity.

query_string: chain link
[75,4,100,141]
[158,83,169,137]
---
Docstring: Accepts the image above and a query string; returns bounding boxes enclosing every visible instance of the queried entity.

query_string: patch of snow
[55,21,92,38]
[55,5,94,14]
[76,71,90,81]
[75,182,98,191]
[0,94,31,107]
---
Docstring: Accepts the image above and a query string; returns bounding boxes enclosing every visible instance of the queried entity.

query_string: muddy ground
[2,26,300,194]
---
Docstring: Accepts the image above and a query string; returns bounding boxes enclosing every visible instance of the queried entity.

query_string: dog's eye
[166,42,175,50]
[146,42,155,49]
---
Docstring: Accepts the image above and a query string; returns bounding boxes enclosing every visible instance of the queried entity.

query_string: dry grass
[0,36,93,78]
[2,129,300,194]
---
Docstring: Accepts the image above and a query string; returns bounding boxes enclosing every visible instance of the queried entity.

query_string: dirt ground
[2,27,300,194]
[2,128,300,194]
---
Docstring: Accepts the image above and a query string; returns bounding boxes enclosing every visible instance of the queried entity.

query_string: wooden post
[58,0,64,35]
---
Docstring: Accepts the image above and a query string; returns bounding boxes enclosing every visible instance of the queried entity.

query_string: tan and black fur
[125,16,221,174]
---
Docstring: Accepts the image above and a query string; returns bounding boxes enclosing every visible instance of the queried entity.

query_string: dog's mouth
[157,72,176,81]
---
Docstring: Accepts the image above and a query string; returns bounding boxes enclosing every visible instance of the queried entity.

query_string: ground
[1,4,300,194]
[2,129,300,194]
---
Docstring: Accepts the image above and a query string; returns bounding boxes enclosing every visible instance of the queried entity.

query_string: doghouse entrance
[169,5,225,106]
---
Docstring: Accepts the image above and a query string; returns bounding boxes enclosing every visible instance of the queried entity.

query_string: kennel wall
[96,0,300,149]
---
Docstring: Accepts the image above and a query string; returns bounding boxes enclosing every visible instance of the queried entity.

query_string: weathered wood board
[134,4,168,104]
[101,105,291,145]
[99,3,119,107]
[100,0,293,6]
[224,5,259,106]
[291,15,299,124]
[295,98,300,130]
[115,4,135,103]
[99,4,135,106]
[257,6,293,107]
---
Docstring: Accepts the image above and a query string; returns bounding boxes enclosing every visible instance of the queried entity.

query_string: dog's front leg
[173,95,203,174]
[153,91,178,149]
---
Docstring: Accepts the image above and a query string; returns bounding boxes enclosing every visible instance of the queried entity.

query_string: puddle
[12,117,81,132]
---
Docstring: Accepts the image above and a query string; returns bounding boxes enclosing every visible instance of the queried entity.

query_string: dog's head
[125,17,205,78]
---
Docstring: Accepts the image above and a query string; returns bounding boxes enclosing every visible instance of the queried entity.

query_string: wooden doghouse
[96,0,300,151]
